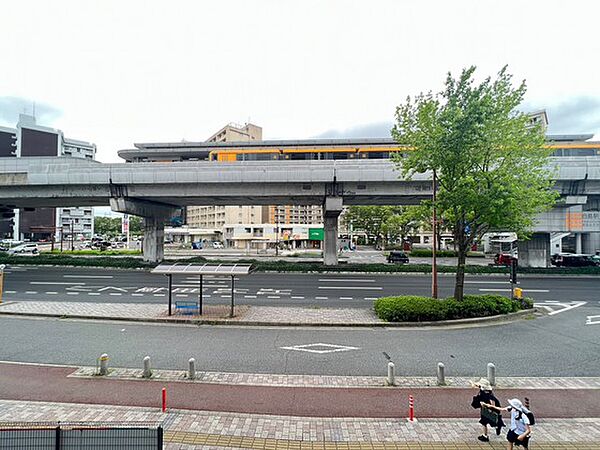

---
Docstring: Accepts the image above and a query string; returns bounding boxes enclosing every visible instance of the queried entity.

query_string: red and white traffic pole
[407,395,415,422]
[162,388,167,413]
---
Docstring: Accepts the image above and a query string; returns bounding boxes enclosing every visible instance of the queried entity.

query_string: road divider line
[465,281,510,284]
[46,292,58,295]
[25,291,37,294]
[88,293,100,296]
[63,275,113,279]
[109,293,122,296]
[66,292,79,295]
[30,282,85,285]
[267,296,280,299]
[315,296,328,300]
[318,279,375,283]
[131,293,143,296]
[365,297,377,300]
[478,288,549,293]
[244,295,257,298]
[318,286,383,290]
[291,296,304,299]
[5,290,16,294]
[339,297,353,300]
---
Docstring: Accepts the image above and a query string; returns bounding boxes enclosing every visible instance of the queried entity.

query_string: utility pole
[432,170,438,299]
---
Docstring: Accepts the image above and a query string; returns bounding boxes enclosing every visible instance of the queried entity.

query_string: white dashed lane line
[25,291,37,294]
[63,275,113,279]
[478,288,549,293]
[88,293,100,296]
[46,292,58,295]
[318,279,376,283]
[315,296,328,300]
[67,292,79,295]
[5,291,16,294]
[291,296,304,299]
[318,286,383,290]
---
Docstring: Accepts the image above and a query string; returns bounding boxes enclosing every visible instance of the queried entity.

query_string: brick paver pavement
[70,366,600,389]
[0,400,598,449]
[0,301,381,324]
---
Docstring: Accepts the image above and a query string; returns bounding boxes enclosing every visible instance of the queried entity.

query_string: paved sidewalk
[70,366,600,389]
[1,400,599,449]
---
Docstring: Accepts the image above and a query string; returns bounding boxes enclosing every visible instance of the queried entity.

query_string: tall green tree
[392,66,557,300]
[94,217,120,237]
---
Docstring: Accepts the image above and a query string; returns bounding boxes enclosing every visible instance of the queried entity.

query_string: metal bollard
[99,353,109,376]
[143,356,152,378]
[437,362,445,386]
[387,362,395,386]
[188,358,196,380]
[487,363,496,386]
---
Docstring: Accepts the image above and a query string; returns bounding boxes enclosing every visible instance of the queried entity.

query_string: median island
[374,294,533,322]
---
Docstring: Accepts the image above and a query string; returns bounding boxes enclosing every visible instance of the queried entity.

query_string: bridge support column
[109,198,179,263]
[323,197,343,266]
[143,216,165,262]
[517,233,551,268]
[582,233,600,255]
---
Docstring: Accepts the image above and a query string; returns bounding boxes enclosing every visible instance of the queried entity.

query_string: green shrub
[44,249,142,256]
[374,294,527,322]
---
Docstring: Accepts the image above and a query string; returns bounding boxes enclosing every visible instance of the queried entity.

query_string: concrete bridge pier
[109,197,179,263]
[323,197,343,266]
[582,232,600,255]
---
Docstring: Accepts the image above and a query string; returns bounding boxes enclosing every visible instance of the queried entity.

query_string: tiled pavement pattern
[0,301,380,324]
[69,366,600,390]
[0,301,251,321]
[0,400,599,449]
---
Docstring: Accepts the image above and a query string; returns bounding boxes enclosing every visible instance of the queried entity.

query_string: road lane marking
[318,279,375,283]
[365,297,377,300]
[291,296,304,299]
[153,294,166,297]
[25,291,37,294]
[132,293,143,296]
[280,343,360,354]
[88,293,100,296]
[547,301,586,316]
[315,296,328,300]
[340,297,353,300]
[318,286,383,290]
[478,288,549,293]
[63,275,113,279]
[267,296,280,299]
[176,294,189,297]
[466,281,510,284]
[30,282,84,285]
[5,290,16,294]
[244,295,257,298]
[109,293,122,296]
[586,315,600,325]
[67,292,79,295]
[45,292,58,295]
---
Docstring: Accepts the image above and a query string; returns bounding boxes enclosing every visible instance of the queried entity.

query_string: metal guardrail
[0,421,163,449]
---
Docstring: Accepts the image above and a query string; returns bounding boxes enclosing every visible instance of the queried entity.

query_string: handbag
[481,406,499,427]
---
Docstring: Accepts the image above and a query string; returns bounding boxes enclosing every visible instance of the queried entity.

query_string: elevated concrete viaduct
[0,156,599,266]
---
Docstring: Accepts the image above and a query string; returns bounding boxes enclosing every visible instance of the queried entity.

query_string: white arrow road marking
[586,315,600,325]
[98,286,128,292]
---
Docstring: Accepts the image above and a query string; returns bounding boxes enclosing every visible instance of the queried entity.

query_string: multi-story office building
[1,114,96,241]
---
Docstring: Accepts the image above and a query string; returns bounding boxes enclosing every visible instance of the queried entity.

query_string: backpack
[517,409,536,426]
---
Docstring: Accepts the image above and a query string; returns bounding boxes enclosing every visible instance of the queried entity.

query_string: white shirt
[509,408,530,435]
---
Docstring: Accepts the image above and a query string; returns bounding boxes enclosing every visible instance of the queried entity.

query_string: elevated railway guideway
[0,156,599,265]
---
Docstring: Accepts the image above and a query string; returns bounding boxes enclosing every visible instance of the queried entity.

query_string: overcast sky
[2,0,600,162]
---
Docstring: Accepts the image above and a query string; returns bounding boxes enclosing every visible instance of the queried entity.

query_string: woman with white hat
[482,397,532,449]
[470,378,504,442]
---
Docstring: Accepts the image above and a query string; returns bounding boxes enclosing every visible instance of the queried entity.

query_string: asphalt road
[2,265,599,307]
[0,298,598,377]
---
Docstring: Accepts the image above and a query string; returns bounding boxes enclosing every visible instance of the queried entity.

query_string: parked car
[7,243,39,256]
[387,251,409,264]
[551,253,600,267]
[212,241,224,249]
[493,253,518,266]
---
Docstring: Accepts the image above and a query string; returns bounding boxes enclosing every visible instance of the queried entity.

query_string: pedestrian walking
[470,378,504,442]
[482,397,533,449]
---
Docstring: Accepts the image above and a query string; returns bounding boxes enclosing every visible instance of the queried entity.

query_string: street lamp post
[432,169,438,299]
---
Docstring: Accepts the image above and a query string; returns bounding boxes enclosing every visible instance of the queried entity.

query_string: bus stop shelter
[151,263,253,318]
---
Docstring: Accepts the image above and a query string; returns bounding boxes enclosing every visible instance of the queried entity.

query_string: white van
[7,243,39,256]
[212,242,224,249]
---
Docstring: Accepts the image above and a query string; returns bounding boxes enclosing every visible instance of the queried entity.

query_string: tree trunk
[453,230,469,301]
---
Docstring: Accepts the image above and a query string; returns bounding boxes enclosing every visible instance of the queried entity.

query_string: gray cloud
[524,96,600,135]
[313,121,393,139]
[0,96,62,127]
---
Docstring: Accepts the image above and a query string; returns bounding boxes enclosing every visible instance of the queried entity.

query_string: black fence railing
[0,421,163,449]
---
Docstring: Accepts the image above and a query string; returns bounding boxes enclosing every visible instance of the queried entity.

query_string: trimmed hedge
[44,249,142,256]
[374,294,533,322]
[408,249,485,258]
[0,253,153,269]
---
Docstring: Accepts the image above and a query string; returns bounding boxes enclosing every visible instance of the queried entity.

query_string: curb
[0,308,537,328]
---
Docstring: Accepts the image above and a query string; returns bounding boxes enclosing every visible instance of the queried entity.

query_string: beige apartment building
[186,123,269,229]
